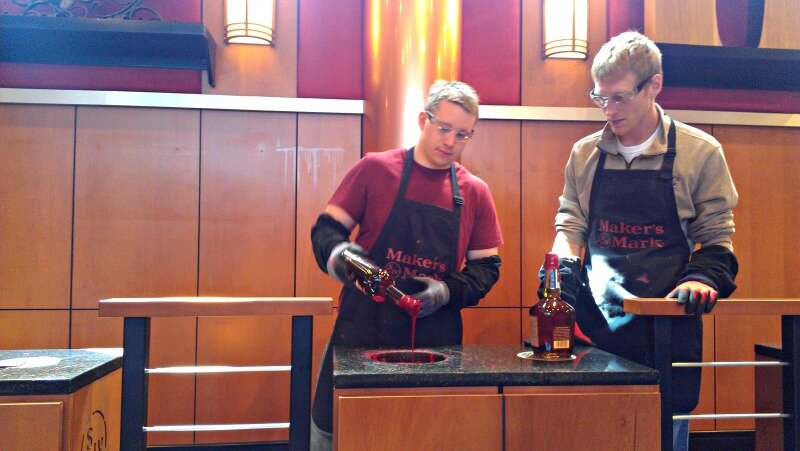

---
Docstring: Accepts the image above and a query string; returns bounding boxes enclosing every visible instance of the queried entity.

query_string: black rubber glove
[411,276,450,318]
[667,281,719,314]
[311,213,353,274]
[441,255,502,309]
[677,244,738,298]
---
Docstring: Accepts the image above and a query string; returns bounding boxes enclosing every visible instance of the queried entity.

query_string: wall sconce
[543,0,588,59]
[225,0,275,45]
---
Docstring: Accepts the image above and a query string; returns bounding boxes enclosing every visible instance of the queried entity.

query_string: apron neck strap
[451,164,463,208]
[659,117,677,180]
[403,147,463,210]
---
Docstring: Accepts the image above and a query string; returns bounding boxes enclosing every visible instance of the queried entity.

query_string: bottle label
[552,326,572,350]
[529,316,539,347]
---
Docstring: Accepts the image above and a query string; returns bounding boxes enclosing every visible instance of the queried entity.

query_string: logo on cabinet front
[81,410,108,450]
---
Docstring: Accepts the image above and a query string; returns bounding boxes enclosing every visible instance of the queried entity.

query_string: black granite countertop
[333,344,659,389]
[0,348,123,396]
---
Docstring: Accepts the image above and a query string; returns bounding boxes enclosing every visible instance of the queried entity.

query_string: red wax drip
[397,294,421,360]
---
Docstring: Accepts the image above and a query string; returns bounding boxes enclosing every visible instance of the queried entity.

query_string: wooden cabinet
[334,387,502,451]
[505,385,661,450]
[334,384,660,451]
[0,402,63,450]
[0,370,121,451]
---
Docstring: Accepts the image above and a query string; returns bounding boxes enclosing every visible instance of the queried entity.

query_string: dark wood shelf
[659,42,800,91]
[0,15,215,86]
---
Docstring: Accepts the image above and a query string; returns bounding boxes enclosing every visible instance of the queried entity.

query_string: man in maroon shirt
[309,80,503,450]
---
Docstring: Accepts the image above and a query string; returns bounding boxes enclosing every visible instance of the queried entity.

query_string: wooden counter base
[334,384,660,451]
[0,369,121,450]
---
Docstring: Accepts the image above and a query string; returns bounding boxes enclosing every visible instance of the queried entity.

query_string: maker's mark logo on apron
[595,232,612,249]
[595,219,666,250]
[384,247,447,279]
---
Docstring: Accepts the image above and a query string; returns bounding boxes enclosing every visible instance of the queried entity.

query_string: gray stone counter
[334,344,659,389]
[0,348,123,396]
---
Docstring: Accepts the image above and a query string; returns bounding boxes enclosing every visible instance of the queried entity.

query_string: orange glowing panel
[364,0,462,153]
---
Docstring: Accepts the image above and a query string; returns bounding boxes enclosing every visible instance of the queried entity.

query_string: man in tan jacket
[546,31,739,451]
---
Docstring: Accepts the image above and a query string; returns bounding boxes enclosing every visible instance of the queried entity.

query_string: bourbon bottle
[341,248,421,317]
[529,253,576,360]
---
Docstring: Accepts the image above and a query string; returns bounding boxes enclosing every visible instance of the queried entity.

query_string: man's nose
[601,102,618,114]
[442,130,457,146]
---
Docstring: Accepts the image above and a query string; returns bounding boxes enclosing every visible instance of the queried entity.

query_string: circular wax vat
[369,350,448,364]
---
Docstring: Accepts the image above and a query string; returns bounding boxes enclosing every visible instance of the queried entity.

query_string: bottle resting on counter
[529,252,576,360]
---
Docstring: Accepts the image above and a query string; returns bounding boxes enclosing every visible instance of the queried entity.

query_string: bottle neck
[542,267,561,300]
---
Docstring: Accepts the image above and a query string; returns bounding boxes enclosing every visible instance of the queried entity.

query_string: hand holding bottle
[334,248,421,316]
[326,241,367,282]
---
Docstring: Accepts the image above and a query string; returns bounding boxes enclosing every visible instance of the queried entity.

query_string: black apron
[581,120,702,413]
[312,147,463,432]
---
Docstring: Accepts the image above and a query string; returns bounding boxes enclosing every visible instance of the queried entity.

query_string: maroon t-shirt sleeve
[328,150,405,251]
[328,156,369,223]
[469,179,504,251]
[461,172,504,255]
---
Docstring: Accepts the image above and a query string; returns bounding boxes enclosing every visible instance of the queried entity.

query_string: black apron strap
[660,118,676,180]
[451,163,463,208]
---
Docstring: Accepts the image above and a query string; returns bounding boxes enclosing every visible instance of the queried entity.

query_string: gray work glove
[326,241,365,282]
[411,276,450,318]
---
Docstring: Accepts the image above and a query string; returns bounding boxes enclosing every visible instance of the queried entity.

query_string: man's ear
[650,73,664,96]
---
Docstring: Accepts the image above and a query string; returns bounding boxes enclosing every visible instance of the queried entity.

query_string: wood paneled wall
[2,0,799,446]
[2,101,799,443]
[0,103,360,446]
[521,0,606,108]
[0,105,73,311]
[712,124,800,431]
[644,0,722,46]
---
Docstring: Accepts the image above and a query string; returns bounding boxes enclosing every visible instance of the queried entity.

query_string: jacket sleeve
[310,213,352,274]
[677,244,739,297]
[442,255,502,309]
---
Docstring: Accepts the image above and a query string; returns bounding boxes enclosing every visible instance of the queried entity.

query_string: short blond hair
[591,31,662,83]
[424,80,479,117]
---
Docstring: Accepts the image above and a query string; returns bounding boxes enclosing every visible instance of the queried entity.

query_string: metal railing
[99,296,333,451]
[624,298,800,451]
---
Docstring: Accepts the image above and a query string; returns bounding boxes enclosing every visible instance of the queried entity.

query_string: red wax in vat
[369,350,447,363]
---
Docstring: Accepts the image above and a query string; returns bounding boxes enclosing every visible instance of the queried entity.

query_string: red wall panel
[2,0,796,113]
[607,0,644,37]
[462,0,521,105]
[296,0,363,99]
[0,65,202,93]
[296,0,522,104]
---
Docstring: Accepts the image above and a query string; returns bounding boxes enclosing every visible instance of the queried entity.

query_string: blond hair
[591,31,662,83]
[424,80,479,117]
